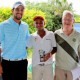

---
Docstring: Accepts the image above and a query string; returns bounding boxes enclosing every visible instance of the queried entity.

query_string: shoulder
[31,32,37,36]
[21,21,29,27]
[74,30,80,36]
[0,19,10,30]
[0,19,9,26]
[45,28,54,35]
[73,30,80,41]
[31,32,38,39]
[28,32,37,41]
[54,29,61,33]
[21,21,29,31]
[48,31,55,35]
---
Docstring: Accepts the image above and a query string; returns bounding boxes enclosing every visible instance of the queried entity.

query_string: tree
[0,7,46,33]
[74,14,80,22]
[46,0,73,31]
[25,0,73,31]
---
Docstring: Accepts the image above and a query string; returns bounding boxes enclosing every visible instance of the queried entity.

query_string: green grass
[28,72,32,80]
[27,48,32,59]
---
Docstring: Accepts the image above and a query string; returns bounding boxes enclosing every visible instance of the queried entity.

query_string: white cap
[12,1,25,9]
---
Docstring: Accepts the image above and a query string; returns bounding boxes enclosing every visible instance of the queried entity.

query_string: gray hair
[62,10,74,19]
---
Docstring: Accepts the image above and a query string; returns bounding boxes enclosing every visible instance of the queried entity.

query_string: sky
[0,0,80,14]
[67,0,80,15]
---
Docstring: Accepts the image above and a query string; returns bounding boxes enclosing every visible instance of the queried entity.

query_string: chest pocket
[44,39,52,47]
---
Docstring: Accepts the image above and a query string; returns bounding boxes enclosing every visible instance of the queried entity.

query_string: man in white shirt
[26,15,57,80]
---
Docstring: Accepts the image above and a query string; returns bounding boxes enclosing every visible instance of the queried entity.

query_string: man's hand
[44,53,51,61]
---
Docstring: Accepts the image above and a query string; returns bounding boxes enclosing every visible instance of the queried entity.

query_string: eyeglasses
[63,18,73,21]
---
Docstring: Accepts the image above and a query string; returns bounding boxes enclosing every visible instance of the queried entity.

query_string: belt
[39,63,45,66]
[2,57,26,61]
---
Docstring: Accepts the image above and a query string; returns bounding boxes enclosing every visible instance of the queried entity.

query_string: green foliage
[0,7,11,22]
[25,0,73,31]
[51,15,62,32]
[0,7,46,33]
[27,48,32,59]
[74,14,80,22]
[23,9,46,33]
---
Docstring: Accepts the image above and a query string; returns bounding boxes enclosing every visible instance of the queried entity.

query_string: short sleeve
[0,23,5,43]
[26,24,30,40]
[26,35,33,48]
[50,32,56,47]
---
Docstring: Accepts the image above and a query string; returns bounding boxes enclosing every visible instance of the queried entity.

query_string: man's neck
[62,26,73,36]
[13,18,21,25]
[37,29,46,38]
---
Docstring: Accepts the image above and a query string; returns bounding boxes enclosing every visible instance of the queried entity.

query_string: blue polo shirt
[0,17,29,60]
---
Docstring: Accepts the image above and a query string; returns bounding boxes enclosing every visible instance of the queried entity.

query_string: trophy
[39,50,45,62]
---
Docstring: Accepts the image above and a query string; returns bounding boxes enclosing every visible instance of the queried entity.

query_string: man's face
[62,13,74,26]
[34,19,45,30]
[12,5,24,20]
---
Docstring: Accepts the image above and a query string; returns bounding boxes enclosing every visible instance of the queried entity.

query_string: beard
[14,14,23,20]
[15,16,22,20]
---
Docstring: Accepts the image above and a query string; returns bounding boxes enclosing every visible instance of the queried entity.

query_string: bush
[0,7,46,33]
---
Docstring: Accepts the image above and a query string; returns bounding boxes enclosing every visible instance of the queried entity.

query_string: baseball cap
[12,1,25,9]
[33,16,44,21]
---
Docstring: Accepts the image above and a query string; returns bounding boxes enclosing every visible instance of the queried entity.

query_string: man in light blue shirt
[0,1,29,80]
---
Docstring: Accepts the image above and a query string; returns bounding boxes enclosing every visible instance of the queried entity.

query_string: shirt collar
[60,28,75,35]
[60,28,64,34]
[9,16,23,25]
[34,28,48,37]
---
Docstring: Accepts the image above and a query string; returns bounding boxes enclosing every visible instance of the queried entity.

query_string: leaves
[0,7,46,33]
[0,0,75,33]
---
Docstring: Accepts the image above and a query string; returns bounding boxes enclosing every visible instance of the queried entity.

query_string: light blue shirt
[0,17,29,60]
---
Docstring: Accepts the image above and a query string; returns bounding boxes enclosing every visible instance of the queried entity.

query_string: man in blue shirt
[0,1,29,80]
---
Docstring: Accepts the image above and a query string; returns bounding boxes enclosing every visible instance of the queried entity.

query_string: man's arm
[78,44,80,64]
[0,23,4,74]
[0,47,3,75]
[51,47,57,55]
[0,43,2,62]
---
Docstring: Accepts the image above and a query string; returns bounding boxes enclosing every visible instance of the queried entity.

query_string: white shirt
[26,28,56,67]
